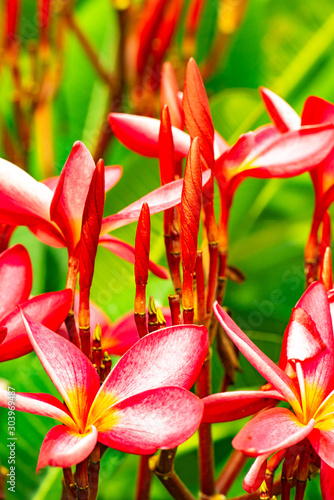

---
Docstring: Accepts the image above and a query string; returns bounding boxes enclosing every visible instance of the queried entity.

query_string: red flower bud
[159,105,176,186]
[180,137,202,310]
[183,58,214,170]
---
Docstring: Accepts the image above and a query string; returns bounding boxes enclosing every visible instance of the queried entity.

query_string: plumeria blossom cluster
[2,34,334,500]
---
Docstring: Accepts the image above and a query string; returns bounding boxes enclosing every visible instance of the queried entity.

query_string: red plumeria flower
[0,314,208,469]
[109,62,334,258]
[261,88,334,281]
[203,282,334,498]
[0,244,71,361]
[0,142,169,279]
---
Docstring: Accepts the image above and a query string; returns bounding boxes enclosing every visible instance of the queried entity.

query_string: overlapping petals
[0,244,72,361]
[0,314,208,469]
[202,282,334,493]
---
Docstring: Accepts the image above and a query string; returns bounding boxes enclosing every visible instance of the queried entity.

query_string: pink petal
[21,314,100,426]
[99,324,208,402]
[309,428,334,469]
[320,460,334,500]
[101,307,172,356]
[213,302,301,406]
[233,407,314,456]
[28,222,66,248]
[0,390,73,425]
[97,387,203,454]
[280,282,334,370]
[214,130,229,157]
[0,158,53,226]
[243,454,270,494]
[242,124,334,178]
[50,141,96,254]
[100,170,211,233]
[301,96,334,126]
[260,87,301,133]
[109,113,190,160]
[0,244,32,321]
[202,390,282,423]
[285,307,327,362]
[0,289,72,361]
[37,424,98,471]
[42,165,122,194]
[104,165,123,191]
[99,234,169,279]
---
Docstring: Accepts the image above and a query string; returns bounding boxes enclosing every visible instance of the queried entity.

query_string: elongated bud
[79,159,105,358]
[159,106,176,185]
[320,247,333,291]
[183,58,214,170]
[161,62,183,130]
[168,294,182,325]
[181,137,202,316]
[38,0,51,32]
[103,351,112,378]
[5,0,20,46]
[134,203,150,337]
[185,0,206,36]
[135,0,168,75]
[151,0,183,66]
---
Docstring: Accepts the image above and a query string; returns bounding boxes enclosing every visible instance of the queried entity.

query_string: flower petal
[37,424,98,471]
[50,141,96,254]
[213,302,301,406]
[0,390,73,425]
[242,125,334,178]
[320,460,334,500]
[99,234,169,279]
[0,158,53,226]
[243,454,270,494]
[0,289,72,361]
[100,170,211,234]
[108,113,190,159]
[202,390,282,423]
[98,324,208,404]
[309,428,334,469]
[260,87,301,133]
[21,315,100,428]
[232,407,314,456]
[301,96,334,126]
[0,244,32,321]
[104,165,123,192]
[97,387,203,454]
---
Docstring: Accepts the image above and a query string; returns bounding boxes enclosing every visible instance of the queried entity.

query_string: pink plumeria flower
[0,314,208,469]
[203,282,334,498]
[0,244,71,361]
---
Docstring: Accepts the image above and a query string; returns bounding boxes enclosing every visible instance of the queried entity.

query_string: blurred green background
[2,0,334,498]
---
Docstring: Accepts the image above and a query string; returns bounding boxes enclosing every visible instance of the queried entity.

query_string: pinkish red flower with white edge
[0,314,208,469]
[0,244,72,361]
[203,282,334,498]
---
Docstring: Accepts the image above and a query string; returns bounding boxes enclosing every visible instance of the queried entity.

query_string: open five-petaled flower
[203,282,334,498]
[0,314,208,470]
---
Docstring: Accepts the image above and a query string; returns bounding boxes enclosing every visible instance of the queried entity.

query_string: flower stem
[149,455,196,500]
[196,350,216,498]
[88,444,100,500]
[74,459,89,500]
[62,468,76,499]
[135,455,154,500]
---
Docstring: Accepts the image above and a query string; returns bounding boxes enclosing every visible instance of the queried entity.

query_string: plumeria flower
[109,59,334,270]
[0,314,208,469]
[202,282,334,498]
[260,88,334,283]
[0,244,71,361]
[0,141,211,280]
